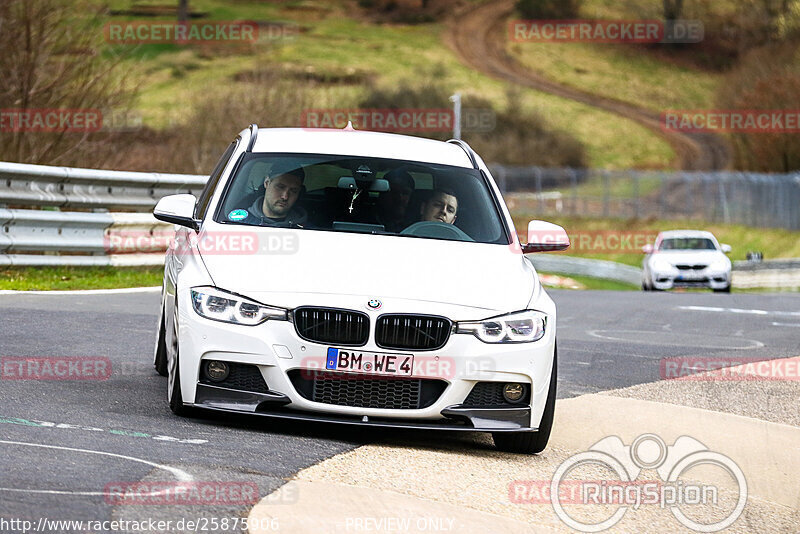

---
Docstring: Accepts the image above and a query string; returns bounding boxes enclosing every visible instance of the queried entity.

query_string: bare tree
[0,0,135,166]
[178,0,189,23]
[663,0,684,19]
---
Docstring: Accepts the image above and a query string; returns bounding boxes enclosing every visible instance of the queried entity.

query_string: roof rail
[446,139,479,169]
[246,124,258,152]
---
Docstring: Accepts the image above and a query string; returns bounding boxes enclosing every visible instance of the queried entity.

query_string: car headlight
[455,310,546,343]
[651,258,674,271]
[709,259,730,271]
[190,286,287,325]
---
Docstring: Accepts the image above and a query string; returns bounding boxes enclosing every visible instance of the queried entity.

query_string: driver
[242,166,308,226]
[420,188,458,224]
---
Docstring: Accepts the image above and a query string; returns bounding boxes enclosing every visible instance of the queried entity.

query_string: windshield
[659,237,717,251]
[214,153,509,245]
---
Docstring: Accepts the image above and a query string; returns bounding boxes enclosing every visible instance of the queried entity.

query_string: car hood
[198,228,535,313]
[650,250,728,266]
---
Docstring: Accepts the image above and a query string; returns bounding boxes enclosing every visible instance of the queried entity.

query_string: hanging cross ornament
[348,189,362,214]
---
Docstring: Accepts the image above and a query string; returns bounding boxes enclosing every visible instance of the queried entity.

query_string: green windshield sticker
[228,209,248,221]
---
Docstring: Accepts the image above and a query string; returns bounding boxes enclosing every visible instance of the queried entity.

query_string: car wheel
[167,303,191,417]
[641,281,651,291]
[492,343,557,455]
[153,307,168,377]
[713,285,732,293]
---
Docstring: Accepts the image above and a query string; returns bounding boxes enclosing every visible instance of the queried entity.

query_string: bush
[515,0,581,20]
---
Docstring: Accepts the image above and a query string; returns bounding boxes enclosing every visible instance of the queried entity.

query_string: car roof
[658,230,717,239]
[249,127,474,168]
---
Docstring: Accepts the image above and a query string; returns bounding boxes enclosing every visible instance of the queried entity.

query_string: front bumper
[175,290,557,432]
[194,384,534,432]
[650,269,730,290]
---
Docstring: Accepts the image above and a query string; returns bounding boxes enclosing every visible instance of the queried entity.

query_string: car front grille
[293,307,369,346]
[288,370,447,410]
[200,362,269,393]
[675,264,708,270]
[462,382,531,407]
[375,314,451,351]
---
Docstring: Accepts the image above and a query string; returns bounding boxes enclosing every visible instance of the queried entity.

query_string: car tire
[492,343,557,455]
[153,308,168,377]
[641,281,651,291]
[713,285,732,293]
[167,303,192,417]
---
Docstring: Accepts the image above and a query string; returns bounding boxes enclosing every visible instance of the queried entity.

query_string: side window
[194,140,239,219]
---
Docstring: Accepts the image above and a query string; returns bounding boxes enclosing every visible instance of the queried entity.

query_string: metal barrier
[526,255,642,286]
[0,161,207,210]
[0,209,171,266]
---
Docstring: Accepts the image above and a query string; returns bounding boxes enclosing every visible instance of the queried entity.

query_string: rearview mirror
[153,194,199,231]
[522,220,569,253]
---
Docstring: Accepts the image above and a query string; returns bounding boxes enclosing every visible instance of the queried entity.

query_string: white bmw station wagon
[153,125,569,454]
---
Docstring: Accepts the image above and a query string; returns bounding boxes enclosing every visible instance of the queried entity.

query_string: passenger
[420,188,458,225]
[242,166,308,226]
[377,169,415,232]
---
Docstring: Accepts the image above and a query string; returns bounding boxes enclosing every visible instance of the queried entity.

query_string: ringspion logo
[544,434,747,532]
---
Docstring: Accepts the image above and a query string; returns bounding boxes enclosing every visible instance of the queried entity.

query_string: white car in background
[642,230,732,292]
[152,124,570,454]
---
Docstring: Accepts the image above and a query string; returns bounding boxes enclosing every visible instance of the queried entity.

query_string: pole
[449,93,461,140]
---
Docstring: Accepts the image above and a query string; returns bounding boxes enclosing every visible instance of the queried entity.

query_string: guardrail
[0,209,171,266]
[526,255,643,286]
[0,161,206,266]
[0,161,207,210]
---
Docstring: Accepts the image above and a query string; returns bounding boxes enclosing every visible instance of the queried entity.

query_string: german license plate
[326,348,414,376]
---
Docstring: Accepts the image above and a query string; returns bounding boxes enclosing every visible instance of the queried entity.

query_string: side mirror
[642,244,654,254]
[721,244,732,254]
[522,220,569,253]
[153,194,199,231]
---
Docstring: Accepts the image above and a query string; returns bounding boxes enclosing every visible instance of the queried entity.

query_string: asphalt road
[0,289,797,533]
